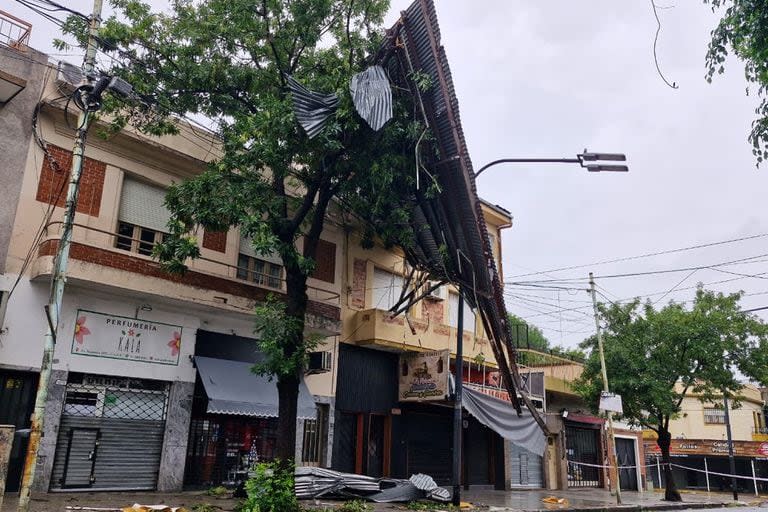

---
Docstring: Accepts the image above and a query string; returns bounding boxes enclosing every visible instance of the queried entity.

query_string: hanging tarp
[286,74,339,138]
[462,386,547,456]
[349,65,393,131]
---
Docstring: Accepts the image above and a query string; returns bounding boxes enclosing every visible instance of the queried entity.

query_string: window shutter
[372,268,404,311]
[311,239,336,283]
[238,235,282,265]
[118,177,172,232]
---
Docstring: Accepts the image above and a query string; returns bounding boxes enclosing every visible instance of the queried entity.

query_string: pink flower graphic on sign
[128,329,135,337]
[74,316,91,344]
[168,331,181,356]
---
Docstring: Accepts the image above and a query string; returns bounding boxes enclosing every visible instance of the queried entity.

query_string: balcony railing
[753,427,768,435]
[41,221,340,305]
[0,11,31,50]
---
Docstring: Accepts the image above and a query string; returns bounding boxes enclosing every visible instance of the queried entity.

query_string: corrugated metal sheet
[379,0,550,427]
[350,65,393,131]
[286,74,339,139]
[51,417,164,490]
[335,344,398,413]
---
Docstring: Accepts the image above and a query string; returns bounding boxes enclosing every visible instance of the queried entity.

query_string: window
[310,239,336,283]
[237,253,283,288]
[116,221,164,255]
[238,235,283,289]
[115,177,171,255]
[448,292,475,332]
[372,268,404,311]
[704,407,726,424]
[301,405,329,466]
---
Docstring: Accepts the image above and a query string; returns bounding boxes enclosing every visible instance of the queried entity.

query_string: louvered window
[372,268,404,311]
[115,177,171,255]
[237,236,283,288]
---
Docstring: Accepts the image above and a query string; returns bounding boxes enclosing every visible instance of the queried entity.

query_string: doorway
[615,437,638,491]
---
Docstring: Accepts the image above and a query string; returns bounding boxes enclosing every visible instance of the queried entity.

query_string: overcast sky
[8,0,768,350]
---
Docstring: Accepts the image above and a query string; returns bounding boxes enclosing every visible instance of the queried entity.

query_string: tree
[574,287,768,501]
[60,0,427,464]
[507,313,585,361]
[705,0,768,165]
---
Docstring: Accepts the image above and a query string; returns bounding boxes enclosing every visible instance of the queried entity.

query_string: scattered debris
[286,74,339,139]
[541,496,569,508]
[350,65,393,131]
[295,466,451,503]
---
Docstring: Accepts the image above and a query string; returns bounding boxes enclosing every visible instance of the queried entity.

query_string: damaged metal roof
[379,0,547,432]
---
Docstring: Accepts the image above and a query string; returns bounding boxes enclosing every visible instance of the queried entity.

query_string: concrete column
[32,369,68,493]
[503,439,512,490]
[0,424,15,512]
[157,380,194,491]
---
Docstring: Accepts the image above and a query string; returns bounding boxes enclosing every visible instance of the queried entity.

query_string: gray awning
[462,386,547,456]
[194,356,317,419]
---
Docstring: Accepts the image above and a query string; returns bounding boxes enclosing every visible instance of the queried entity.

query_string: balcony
[33,221,341,332]
[753,426,768,441]
[345,307,488,355]
[0,11,31,50]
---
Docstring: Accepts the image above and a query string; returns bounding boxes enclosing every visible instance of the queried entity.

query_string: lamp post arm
[474,157,582,177]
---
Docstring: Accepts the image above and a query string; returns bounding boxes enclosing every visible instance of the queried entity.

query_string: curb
[515,502,735,512]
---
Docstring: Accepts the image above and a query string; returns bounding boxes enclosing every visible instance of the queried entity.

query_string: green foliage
[405,501,456,511]
[507,313,585,362]
[240,460,297,512]
[705,0,768,165]
[574,286,768,432]
[192,504,221,512]
[252,296,322,379]
[204,486,229,497]
[336,500,373,512]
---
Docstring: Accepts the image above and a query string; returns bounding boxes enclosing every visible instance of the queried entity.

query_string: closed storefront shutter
[509,443,544,488]
[118,177,172,232]
[50,375,169,491]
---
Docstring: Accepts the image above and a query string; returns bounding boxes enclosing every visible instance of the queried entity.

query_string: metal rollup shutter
[509,443,544,488]
[50,376,168,491]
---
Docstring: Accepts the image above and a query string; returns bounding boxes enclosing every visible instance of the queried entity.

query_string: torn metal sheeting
[294,467,450,503]
[350,65,393,131]
[286,74,339,139]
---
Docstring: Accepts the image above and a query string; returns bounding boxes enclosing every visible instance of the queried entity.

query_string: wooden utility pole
[589,272,622,505]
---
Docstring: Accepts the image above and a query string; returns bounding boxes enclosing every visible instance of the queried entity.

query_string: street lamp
[474,150,628,178]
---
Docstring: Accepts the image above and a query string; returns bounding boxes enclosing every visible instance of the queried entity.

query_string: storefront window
[184,416,279,487]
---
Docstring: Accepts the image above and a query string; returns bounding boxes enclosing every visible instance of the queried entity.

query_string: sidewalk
[1,488,764,512]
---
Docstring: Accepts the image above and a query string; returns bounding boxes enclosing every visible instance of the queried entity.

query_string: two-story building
[0,39,341,493]
[644,383,768,494]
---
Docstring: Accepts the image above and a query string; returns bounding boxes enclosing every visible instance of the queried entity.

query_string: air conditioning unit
[56,61,84,89]
[425,281,446,301]
[306,351,332,374]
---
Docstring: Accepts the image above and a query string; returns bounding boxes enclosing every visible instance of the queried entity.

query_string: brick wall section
[35,144,106,216]
[422,298,444,325]
[38,240,340,321]
[311,239,336,283]
[350,258,367,309]
[202,229,227,253]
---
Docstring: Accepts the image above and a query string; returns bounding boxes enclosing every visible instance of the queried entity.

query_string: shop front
[184,331,318,488]
[645,439,768,493]
[0,370,38,492]
[332,343,545,489]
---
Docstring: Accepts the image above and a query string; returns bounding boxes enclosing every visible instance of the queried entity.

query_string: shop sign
[645,439,768,457]
[398,349,449,401]
[599,391,623,414]
[70,309,183,366]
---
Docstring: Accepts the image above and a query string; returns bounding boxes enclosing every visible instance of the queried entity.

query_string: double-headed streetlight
[449,149,628,506]
[474,150,628,177]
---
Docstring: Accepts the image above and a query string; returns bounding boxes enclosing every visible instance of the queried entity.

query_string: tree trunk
[274,256,310,464]
[657,429,681,501]
[276,373,300,463]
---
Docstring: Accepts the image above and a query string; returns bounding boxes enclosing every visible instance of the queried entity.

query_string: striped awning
[194,356,316,419]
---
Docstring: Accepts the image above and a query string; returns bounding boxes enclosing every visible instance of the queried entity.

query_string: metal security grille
[51,373,169,491]
[301,405,328,466]
[566,425,602,488]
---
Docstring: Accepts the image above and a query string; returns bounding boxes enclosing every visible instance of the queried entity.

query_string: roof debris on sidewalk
[65,506,190,512]
[541,496,569,508]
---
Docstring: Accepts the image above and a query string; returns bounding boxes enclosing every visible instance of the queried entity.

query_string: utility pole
[589,273,622,505]
[723,392,739,501]
[452,294,464,507]
[17,1,103,509]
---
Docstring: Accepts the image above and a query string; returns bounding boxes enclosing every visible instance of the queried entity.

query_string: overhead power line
[508,232,768,279]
